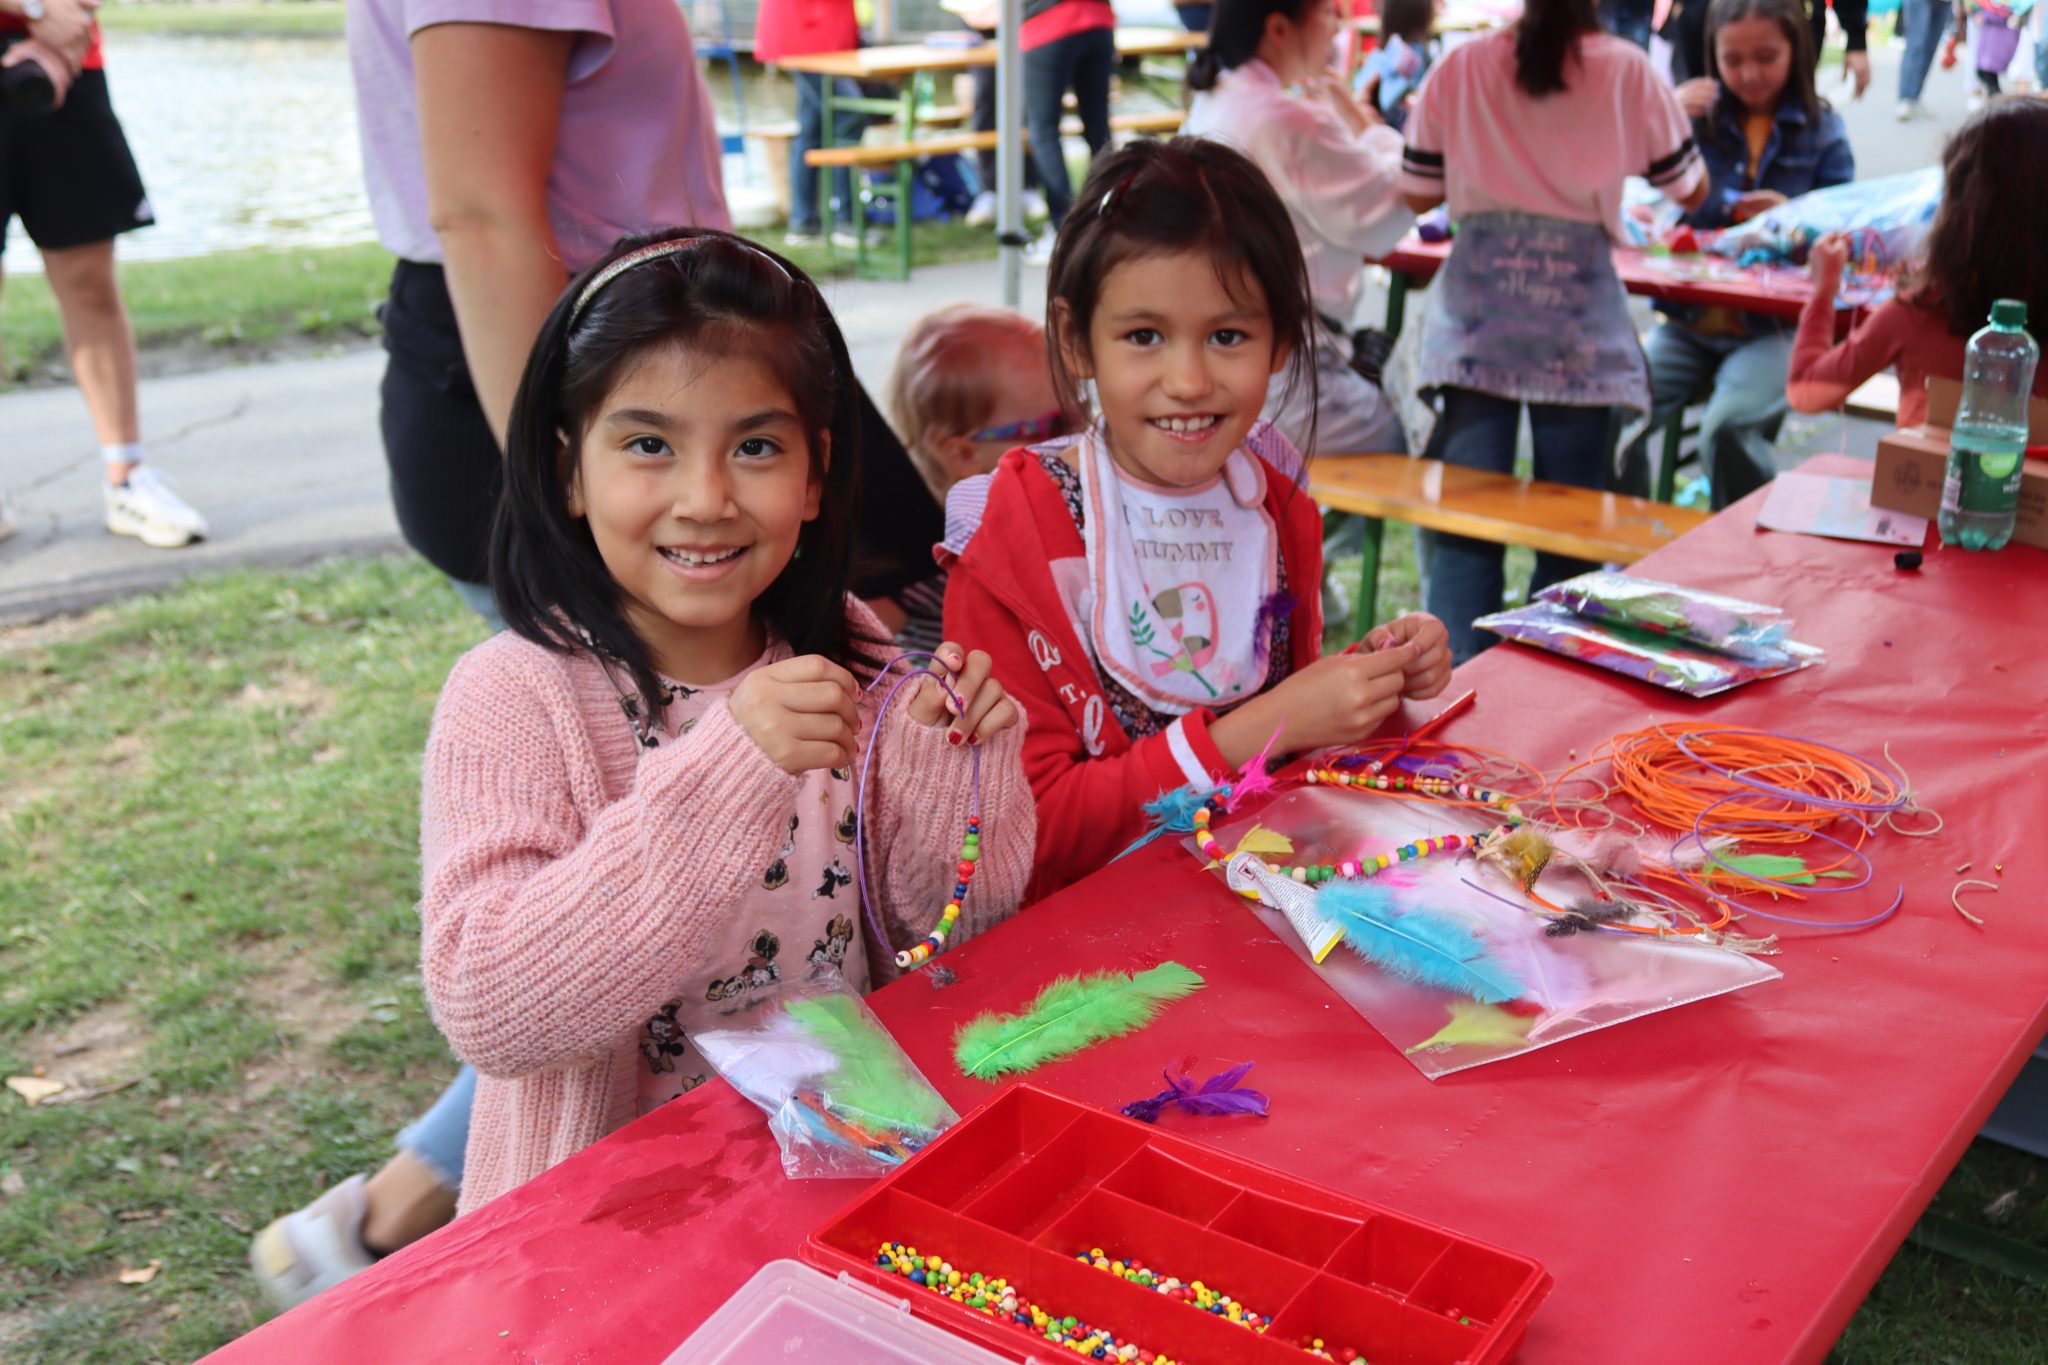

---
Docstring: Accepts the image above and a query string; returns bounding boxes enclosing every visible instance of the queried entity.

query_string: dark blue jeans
[1025,27,1115,225]
[792,71,865,233]
[1898,0,1949,103]
[1418,390,1616,664]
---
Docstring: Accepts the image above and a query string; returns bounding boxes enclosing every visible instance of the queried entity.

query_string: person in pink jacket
[421,228,1036,1212]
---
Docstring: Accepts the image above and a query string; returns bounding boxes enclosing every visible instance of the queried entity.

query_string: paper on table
[1757,470,1927,546]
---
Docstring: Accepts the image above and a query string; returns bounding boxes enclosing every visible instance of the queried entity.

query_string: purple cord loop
[852,652,981,964]
[1666,750,1908,930]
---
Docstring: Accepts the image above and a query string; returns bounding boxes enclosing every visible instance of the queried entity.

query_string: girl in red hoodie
[941,137,1451,899]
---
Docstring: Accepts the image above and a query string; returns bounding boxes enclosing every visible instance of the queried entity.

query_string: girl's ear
[1269,338,1293,379]
[1052,298,1094,382]
[560,431,586,517]
[936,432,984,482]
[805,430,828,522]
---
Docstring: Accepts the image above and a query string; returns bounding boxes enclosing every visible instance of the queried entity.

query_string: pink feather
[1223,722,1287,813]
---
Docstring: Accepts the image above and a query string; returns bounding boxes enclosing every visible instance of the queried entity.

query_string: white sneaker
[830,223,888,250]
[105,465,208,548]
[1023,189,1050,222]
[249,1174,377,1312]
[964,190,998,228]
[1893,99,1925,122]
[0,499,16,547]
[1023,230,1057,268]
[1967,89,1988,113]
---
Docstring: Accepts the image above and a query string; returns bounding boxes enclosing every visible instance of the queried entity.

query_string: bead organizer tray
[803,1085,1551,1364]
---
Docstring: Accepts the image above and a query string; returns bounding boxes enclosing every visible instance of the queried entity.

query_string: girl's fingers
[787,709,859,748]
[902,670,950,727]
[947,652,996,742]
[780,678,862,720]
[977,695,1021,740]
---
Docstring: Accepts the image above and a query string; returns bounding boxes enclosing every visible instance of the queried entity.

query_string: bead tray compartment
[803,1084,1551,1364]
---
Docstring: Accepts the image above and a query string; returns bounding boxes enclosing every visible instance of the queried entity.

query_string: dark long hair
[1514,0,1600,96]
[1703,0,1820,125]
[1044,136,1318,454]
[1187,0,1313,92]
[1907,98,2048,338]
[490,227,874,721]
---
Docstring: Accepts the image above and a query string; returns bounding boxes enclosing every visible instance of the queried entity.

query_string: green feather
[1713,852,1818,885]
[785,995,948,1131]
[953,962,1205,1081]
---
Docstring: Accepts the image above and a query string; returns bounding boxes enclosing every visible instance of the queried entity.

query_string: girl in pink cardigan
[423,229,1036,1213]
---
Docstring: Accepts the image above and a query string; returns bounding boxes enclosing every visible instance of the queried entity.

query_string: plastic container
[804,1084,1552,1364]
[1941,298,2040,550]
[665,1258,1019,1364]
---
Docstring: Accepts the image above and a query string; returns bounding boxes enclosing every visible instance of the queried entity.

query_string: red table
[208,503,2048,1364]
[1373,236,1820,338]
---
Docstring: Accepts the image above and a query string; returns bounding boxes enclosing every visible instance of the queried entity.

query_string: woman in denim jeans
[1398,0,1707,662]
[1636,0,1853,510]
[1021,0,1118,241]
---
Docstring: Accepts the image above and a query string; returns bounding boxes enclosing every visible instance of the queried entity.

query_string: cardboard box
[1871,377,2048,548]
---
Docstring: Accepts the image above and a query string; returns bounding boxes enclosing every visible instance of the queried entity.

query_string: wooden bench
[1307,453,1711,636]
[802,108,1184,279]
[803,109,1184,170]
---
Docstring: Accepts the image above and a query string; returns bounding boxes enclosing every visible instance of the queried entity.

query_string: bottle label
[1942,451,2024,516]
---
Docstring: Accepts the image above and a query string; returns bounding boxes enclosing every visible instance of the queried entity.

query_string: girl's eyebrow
[731,408,802,432]
[599,406,676,428]
[597,407,800,431]
[1106,306,1263,325]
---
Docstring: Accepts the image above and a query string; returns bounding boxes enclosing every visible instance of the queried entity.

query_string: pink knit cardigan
[418,608,1036,1213]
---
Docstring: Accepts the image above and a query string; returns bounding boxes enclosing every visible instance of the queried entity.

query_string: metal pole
[997,0,1024,308]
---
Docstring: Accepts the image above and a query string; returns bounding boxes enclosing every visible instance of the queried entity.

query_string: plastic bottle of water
[1940,299,2039,550]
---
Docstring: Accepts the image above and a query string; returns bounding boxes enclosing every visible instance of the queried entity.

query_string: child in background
[942,138,1452,898]
[1638,0,1853,510]
[881,305,1069,651]
[1960,0,2031,105]
[421,229,1035,1212]
[1398,0,1707,662]
[1789,97,2048,426]
[1359,0,1436,130]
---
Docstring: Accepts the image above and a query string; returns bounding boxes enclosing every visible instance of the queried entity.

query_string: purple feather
[1121,1061,1270,1124]
[1251,591,1297,670]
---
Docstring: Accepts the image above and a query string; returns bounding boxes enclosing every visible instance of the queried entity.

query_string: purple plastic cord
[1672,728,1909,817]
[1671,789,1904,931]
[852,652,981,963]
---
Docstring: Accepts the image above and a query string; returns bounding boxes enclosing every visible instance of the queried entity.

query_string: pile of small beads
[897,816,981,969]
[874,1241,1180,1363]
[1074,1247,1275,1332]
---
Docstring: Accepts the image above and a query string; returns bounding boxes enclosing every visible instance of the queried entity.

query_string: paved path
[0,39,1981,622]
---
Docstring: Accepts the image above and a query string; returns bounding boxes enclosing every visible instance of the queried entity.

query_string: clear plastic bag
[1534,571,1792,661]
[1475,601,1822,697]
[1191,789,1780,1078]
[1699,167,1942,301]
[693,968,957,1179]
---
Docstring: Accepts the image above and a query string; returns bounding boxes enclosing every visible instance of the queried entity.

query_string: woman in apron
[1397,0,1710,662]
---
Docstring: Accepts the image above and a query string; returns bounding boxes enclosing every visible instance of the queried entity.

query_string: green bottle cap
[1991,298,2028,328]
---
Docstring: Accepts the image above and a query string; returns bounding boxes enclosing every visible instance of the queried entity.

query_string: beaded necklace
[853,653,986,970]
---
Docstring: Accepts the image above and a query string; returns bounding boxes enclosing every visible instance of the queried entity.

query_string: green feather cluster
[785,994,949,1131]
[953,962,1205,1081]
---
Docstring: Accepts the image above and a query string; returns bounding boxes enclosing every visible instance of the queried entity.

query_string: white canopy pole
[997,0,1024,307]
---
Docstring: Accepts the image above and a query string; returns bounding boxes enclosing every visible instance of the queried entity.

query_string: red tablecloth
[209,501,2048,1364]
[1377,237,1818,319]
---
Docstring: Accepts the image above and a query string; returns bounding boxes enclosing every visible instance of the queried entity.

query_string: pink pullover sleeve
[418,646,798,1078]
[1787,289,1905,415]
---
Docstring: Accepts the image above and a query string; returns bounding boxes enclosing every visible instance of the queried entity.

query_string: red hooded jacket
[939,442,1325,901]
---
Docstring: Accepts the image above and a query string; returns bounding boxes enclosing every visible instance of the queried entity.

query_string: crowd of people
[5,0,2043,1323]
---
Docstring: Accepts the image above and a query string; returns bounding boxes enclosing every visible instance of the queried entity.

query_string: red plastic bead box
[803,1084,1551,1364]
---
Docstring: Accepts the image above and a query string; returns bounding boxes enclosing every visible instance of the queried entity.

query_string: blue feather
[1112,783,1225,862]
[1320,880,1526,1004]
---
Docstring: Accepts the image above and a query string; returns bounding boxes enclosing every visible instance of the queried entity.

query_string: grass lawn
[2,555,2044,1362]
[2,228,1000,387]
[96,1,347,38]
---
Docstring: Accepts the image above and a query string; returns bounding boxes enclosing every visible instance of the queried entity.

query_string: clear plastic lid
[664,1259,1021,1364]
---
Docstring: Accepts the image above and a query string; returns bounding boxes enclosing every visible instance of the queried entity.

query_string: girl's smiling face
[1061,249,1287,489]
[1715,16,1793,115]
[567,343,822,684]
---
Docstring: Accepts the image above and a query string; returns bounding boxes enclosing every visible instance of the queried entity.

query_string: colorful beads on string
[874,1241,1180,1363]
[897,817,980,969]
[1198,794,1495,887]
[1305,766,1518,811]
[1076,1247,1279,1334]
